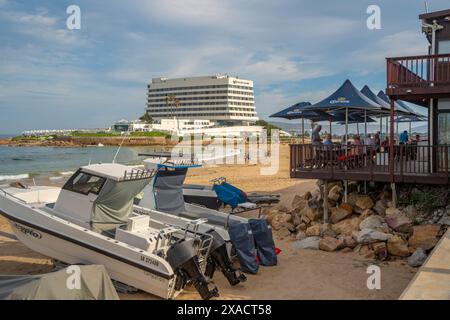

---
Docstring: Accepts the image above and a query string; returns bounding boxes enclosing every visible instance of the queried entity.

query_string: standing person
[374,131,381,146]
[311,125,322,146]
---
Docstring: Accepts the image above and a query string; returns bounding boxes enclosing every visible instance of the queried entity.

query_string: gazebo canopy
[303,79,380,111]
[361,86,410,115]
[269,101,312,120]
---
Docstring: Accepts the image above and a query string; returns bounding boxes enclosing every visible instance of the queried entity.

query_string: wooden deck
[290,144,450,184]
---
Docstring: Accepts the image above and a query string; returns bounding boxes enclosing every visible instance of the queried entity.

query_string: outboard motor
[204,230,247,286]
[167,240,219,300]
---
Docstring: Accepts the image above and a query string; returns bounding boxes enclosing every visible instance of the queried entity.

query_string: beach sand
[0,144,416,299]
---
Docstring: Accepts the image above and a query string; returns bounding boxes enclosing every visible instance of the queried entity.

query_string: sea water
[0,145,168,182]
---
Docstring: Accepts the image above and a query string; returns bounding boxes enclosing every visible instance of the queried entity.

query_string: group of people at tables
[310,125,422,161]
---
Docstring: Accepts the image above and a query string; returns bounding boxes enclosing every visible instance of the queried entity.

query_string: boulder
[277,227,292,238]
[282,222,296,232]
[291,195,307,211]
[404,205,419,220]
[372,242,388,260]
[409,225,441,250]
[373,200,387,216]
[358,245,376,259]
[438,215,450,226]
[292,236,321,250]
[340,202,353,215]
[328,184,343,202]
[303,191,312,200]
[343,235,357,249]
[332,217,360,236]
[407,248,428,267]
[359,215,386,230]
[295,231,307,241]
[354,195,374,213]
[347,192,359,207]
[385,213,412,233]
[330,207,352,224]
[352,228,392,244]
[296,223,307,231]
[387,235,410,257]
[359,209,375,221]
[385,207,402,216]
[319,237,345,252]
[280,213,293,224]
[300,205,322,222]
[320,223,338,238]
[305,224,321,237]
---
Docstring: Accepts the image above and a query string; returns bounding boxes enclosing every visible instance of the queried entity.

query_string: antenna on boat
[112,133,127,164]
[424,1,429,13]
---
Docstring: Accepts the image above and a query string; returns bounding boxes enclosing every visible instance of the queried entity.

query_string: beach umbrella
[302,79,380,148]
[269,101,311,143]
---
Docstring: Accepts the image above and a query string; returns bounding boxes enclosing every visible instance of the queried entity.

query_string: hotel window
[438,40,450,54]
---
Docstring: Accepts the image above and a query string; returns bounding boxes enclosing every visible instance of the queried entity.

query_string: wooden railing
[387,53,450,88]
[290,144,450,183]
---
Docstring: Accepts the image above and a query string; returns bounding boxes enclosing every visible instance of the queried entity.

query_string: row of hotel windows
[151,112,256,118]
[148,84,253,92]
[148,107,256,113]
[147,90,254,98]
[147,101,255,107]
[147,96,254,103]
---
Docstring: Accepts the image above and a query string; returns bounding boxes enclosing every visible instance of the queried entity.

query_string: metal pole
[389,99,395,182]
[301,117,305,144]
[323,181,329,222]
[364,110,367,141]
[345,107,349,156]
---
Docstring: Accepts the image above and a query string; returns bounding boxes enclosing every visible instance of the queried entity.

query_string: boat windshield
[63,171,106,195]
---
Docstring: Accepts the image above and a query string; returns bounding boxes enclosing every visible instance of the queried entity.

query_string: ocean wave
[59,171,74,176]
[0,173,30,181]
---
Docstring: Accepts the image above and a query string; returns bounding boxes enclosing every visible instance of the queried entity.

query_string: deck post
[391,182,397,208]
[389,99,395,182]
[344,180,348,202]
[323,180,329,222]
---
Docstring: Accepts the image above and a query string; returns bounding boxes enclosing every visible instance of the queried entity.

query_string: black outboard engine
[204,230,247,286]
[167,240,219,300]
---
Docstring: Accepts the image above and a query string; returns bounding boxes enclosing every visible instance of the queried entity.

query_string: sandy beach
[0,144,416,299]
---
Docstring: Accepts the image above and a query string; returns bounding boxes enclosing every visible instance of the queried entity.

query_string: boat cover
[212,182,247,208]
[91,177,152,235]
[0,265,119,300]
[248,219,277,266]
[228,223,259,274]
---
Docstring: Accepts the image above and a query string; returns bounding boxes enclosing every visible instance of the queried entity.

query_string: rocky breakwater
[263,181,449,267]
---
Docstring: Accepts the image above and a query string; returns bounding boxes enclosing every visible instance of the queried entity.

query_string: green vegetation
[255,120,281,135]
[398,187,449,213]
[139,112,154,124]
[129,131,170,138]
[71,131,119,137]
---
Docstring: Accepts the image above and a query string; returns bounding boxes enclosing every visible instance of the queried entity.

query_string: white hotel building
[146,75,259,125]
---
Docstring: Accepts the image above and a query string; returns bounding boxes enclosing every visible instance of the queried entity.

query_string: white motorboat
[0,163,220,300]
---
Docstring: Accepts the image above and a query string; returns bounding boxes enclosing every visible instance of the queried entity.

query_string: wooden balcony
[386,53,450,101]
[290,144,450,184]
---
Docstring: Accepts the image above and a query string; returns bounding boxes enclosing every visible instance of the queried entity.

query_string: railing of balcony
[387,53,450,88]
[290,144,449,181]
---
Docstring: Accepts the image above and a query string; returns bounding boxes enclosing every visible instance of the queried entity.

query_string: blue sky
[0,0,448,134]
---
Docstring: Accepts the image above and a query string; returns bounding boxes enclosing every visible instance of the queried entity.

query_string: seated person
[399,130,409,144]
[351,135,363,156]
[323,134,333,148]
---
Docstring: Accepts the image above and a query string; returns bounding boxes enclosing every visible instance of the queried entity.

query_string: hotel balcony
[386,53,450,102]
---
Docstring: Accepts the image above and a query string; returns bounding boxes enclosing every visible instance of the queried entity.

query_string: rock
[280,213,293,224]
[277,227,292,238]
[385,207,402,216]
[340,203,353,215]
[319,237,345,252]
[409,225,441,250]
[295,231,307,241]
[332,217,360,236]
[352,228,392,244]
[404,205,419,220]
[354,195,374,213]
[373,200,387,216]
[359,215,386,230]
[438,215,450,226]
[301,215,311,224]
[320,223,338,238]
[305,224,321,237]
[347,192,359,207]
[282,222,296,232]
[340,247,353,253]
[372,242,388,260]
[359,209,375,221]
[330,207,352,224]
[291,195,307,210]
[385,213,413,233]
[328,184,343,202]
[387,235,410,257]
[359,245,376,259]
[291,212,301,226]
[343,235,357,249]
[303,191,312,200]
[296,223,307,231]
[407,248,428,267]
[292,236,321,250]
[300,205,322,222]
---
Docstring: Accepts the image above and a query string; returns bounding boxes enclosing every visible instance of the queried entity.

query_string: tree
[139,112,153,124]
[255,120,281,135]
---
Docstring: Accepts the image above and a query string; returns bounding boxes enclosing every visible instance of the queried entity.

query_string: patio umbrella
[302,79,380,147]
[270,102,333,143]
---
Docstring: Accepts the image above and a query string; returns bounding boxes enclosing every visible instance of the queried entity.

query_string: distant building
[112,120,151,132]
[146,75,259,125]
